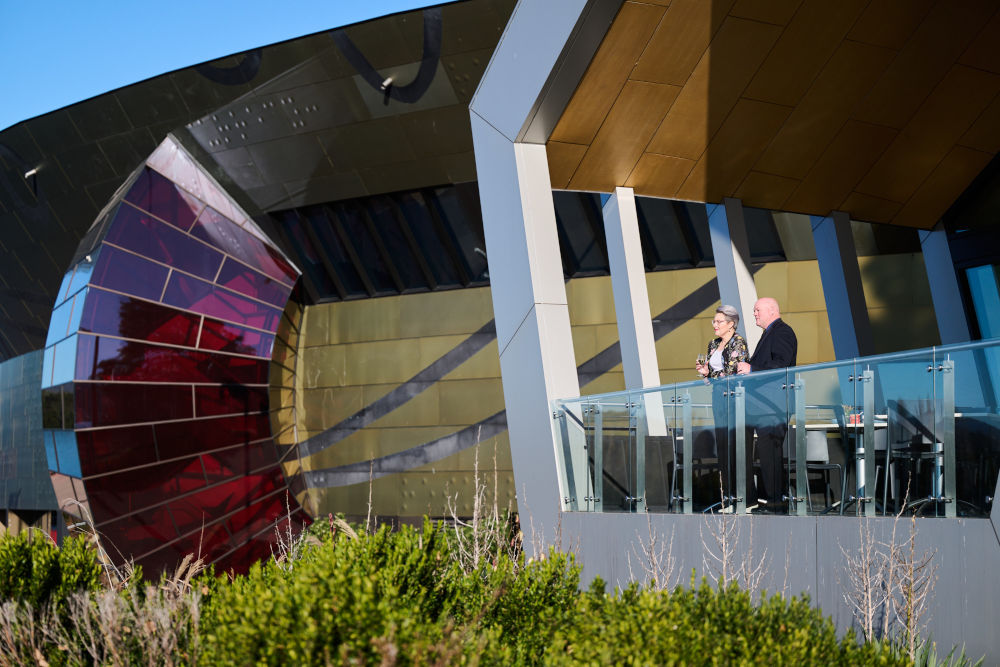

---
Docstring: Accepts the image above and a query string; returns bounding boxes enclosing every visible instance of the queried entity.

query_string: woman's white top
[709,346,724,372]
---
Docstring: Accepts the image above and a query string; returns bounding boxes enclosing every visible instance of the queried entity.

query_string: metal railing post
[942,358,956,518]
[634,395,647,513]
[734,383,746,515]
[593,404,604,513]
[793,374,808,516]
[862,368,876,517]
[682,391,693,514]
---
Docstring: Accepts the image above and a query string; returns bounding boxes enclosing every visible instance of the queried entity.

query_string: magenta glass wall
[47,147,308,575]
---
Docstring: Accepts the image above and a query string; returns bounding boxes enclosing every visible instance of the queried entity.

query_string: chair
[669,427,718,511]
[784,430,847,513]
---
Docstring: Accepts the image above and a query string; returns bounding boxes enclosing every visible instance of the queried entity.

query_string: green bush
[0,531,102,608]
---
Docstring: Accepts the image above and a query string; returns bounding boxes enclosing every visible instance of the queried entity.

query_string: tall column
[920,221,971,344]
[708,198,760,352]
[812,211,874,359]
[603,187,666,435]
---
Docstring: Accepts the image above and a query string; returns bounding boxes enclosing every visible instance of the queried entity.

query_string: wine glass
[696,353,707,377]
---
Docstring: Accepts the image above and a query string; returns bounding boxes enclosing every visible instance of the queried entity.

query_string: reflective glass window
[432,185,487,283]
[744,206,784,261]
[194,385,268,418]
[91,245,170,301]
[336,203,397,294]
[98,507,179,559]
[396,191,460,287]
[191,207,296,285]
[51,335,78,387]
[44,432,58,471]
[80,288,201,347]
[162,273,282,331]
[636,197,694,268]
[77,334,267,385]
[86,456,206,522]
[75,424,157,477]
[75,382,193,428]
[302,207,366,296]
[153,413,270,458]
[65,252,99,296]
[56,270,74,305]
[41,388,62,429]
[553,192,606,276]
[124,168,202,231]
[274,210,340,297]
[42,346,54,389]
[53,430,80,477]
[46,299,74,347]
[216,258,290,307]
[108,204,223,281]
[199,318,274,358]
[365,196,425,290]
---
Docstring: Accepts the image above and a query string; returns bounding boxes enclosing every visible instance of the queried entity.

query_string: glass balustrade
[552,338,1000,518]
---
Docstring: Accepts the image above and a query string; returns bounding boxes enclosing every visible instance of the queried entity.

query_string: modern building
[1,0,999,653]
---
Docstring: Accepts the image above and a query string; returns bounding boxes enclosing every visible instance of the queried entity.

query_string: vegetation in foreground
[0,518,969,666]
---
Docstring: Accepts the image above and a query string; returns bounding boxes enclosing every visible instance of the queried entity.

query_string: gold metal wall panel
[550,1,666,145]
[846,0,934,50]
[893,145,993,229]
[624,153,695,199]
[734,171,800,210]
[646,17,781,160]
[730,0,802,26]
[959,94,1000,154]
[631,0,735,86]
[397,287,493,337]
[839,193,902,226]
[546,141,588,189]
[783,120,898,215]
[958,10,1000,74]
[754,40,896,178]
[545,0,999,230]
[856,65,1000,204]
[851,0,995,130]
[568,80,681,192]
[743,0,867,108]
[676,98,791,203]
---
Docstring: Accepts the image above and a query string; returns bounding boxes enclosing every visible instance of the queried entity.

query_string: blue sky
[0,1,438,131]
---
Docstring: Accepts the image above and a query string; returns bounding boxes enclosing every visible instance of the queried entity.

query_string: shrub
[0,532,101,609]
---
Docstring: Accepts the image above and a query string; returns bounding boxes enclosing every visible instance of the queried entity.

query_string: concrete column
[812,211,874,359]
[708,198,760,352]
[920,221,971,344]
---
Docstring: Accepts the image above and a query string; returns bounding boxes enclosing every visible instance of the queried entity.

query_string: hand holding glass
[696,353,707,377]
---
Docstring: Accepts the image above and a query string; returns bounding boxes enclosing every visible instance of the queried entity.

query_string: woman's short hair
[716,304,740,327]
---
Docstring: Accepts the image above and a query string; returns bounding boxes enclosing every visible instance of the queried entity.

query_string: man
[737,298,797,511]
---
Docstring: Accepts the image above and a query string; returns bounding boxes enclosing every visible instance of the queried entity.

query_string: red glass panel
[162,272,281,331]
[192,207,296,285]
[76,424,157,477]
[225,485,285,537]
[171,519,232,562]
[107,204,223,281]
[198,317,273,358]
[85,456,205,519]
[90,245,169,301]
[96,505,178,558]
[75,382,192,428]
[216,257,291,307]
[78,336,268,385]
[153,413,271,459]
[194,385,268,418]
[124,168,202,231]
[135,544,190,578]
[80,288,201,347]
[204,441,278,478]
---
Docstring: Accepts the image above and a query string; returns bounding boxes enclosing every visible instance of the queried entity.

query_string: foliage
[0,531,101,609]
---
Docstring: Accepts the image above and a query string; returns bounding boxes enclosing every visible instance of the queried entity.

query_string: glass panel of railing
[663,379,724,514]
[634,385,674,513]
[552,396,588,512]
[737,367,793,515]
[862,348,938,516]
[932,340,1000,517]
[789,359,863,517]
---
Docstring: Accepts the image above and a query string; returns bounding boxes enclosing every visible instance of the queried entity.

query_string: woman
[696,305,748,381]
[695,305,749,505]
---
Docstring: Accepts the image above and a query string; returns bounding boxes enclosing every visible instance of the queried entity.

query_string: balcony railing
[552,338,1000,518]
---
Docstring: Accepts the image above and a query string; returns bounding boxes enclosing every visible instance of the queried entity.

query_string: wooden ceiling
[546,0,1000,229]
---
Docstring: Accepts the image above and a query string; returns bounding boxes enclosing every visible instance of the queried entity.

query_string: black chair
[784,430,847,513]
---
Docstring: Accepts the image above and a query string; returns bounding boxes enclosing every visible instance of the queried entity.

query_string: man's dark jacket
[749,318,797,371]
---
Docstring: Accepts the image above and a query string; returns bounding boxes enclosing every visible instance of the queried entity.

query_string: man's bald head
[752,297,781,329]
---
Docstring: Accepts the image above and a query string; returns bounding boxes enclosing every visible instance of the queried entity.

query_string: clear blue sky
[0,1,439,131]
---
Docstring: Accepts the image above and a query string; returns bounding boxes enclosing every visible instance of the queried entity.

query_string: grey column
[812,211,874,359]
[708,198,760,352]
[469,0,593,548]
[920,221,971,344]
